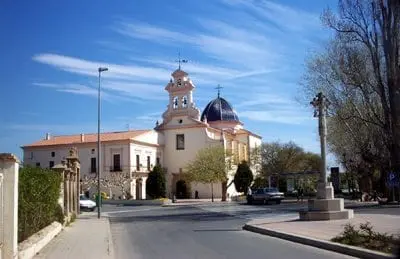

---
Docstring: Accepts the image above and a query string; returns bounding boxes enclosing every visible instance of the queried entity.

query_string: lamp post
[97,67,108,219]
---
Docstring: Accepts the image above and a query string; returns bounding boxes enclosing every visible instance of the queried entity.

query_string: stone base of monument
[299,182,354,221]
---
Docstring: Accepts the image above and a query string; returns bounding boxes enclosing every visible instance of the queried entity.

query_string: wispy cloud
[114,22,191,44]
[114,19,281,70]
[19,111,40,116]
[31,0,326,134]
[239,110,310,124]
[33,82,124,102]
[235,93,291,108]
[222,0,320,33]
[136,111,162,123]
[33,53,170,81]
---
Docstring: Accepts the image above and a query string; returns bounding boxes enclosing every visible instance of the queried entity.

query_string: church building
[22,67,262,199]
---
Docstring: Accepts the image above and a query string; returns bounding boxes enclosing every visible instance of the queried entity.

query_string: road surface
[108,203,356,259]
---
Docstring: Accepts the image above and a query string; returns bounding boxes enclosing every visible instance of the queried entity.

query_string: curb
[105,218,115,258]
[18,221,63,259]
[243,224,396,259]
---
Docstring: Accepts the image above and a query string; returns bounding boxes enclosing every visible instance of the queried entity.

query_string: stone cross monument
[299,92,354,220]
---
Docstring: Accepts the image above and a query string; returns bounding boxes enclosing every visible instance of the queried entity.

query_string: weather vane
[175,51,188,70]
[215,84,223,98]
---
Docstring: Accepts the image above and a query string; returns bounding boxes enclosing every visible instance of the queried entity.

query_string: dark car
[247,188,285,205]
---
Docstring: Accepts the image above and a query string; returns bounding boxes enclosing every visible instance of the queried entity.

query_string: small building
[22,67,262,199]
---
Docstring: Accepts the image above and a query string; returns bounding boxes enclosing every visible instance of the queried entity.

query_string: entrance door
[176,180,189,199]
[136,178,142,200]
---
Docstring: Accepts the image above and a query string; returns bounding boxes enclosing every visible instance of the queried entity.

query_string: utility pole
[97,67,108,219]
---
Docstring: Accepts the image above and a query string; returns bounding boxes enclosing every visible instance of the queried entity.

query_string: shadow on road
[193,229,242,232]
[109,210,237,223]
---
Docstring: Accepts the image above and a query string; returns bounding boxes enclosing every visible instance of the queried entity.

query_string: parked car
[80,194,96,211]
[247,188,285,205]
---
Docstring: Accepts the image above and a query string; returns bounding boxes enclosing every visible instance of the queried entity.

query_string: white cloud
[104,81,164,100]
[239,110,310,124]
[114,20,281,70]
[33,53,170,81]
[222,0,320,33]
[235,93,291,108]
[30,1,326,137]
[33,82,130,102]
[114,22,192,44]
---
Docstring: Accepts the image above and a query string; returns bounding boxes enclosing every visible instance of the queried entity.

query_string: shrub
[146,165,166,198]
[70,212,77,223]
[252,176,269,189]
[18,166,63,242]
[234,161,253,193]
[332,222,400,254]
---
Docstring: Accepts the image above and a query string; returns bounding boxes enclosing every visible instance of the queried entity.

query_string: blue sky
[0,0,339,165]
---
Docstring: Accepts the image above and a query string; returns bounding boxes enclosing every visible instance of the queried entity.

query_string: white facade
[22,68,262,200]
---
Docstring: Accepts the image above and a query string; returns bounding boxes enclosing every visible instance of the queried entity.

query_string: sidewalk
[244,209,400,258]
[34,214,114,259]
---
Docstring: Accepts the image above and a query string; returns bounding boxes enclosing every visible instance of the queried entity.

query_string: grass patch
[332,222,400,254]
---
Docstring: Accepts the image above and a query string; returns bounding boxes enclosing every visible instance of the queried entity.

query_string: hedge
[18,166,64,242]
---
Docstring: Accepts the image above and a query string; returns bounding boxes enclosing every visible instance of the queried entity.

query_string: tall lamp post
[97,67,108,219]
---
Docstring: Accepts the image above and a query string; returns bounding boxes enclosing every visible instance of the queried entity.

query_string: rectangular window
[36,162,40,167]
[91,157,96,173]
[176,134,185,150]
[113,154,121,171]
[51,151,55,157]
[156,157,160,165]
[91,149,95,154]
[136,155,140,171]
[30,152,33,159]
[49,161,54,168]
[147,156,151,171]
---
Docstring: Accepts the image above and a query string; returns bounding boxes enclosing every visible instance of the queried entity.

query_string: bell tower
[162,68,200,123]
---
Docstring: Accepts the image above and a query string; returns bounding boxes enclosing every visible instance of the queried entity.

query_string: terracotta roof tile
[23,129,151,148]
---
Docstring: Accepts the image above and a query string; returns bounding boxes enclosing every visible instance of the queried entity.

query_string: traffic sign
[386,172,400,187]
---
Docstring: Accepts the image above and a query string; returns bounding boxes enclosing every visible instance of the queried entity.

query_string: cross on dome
[215,84,223,98]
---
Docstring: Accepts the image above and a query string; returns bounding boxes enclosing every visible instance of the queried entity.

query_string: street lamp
[97,67,108,219]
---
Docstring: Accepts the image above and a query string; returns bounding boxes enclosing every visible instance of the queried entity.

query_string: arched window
[173,96,179,109]
[182,96,188,108]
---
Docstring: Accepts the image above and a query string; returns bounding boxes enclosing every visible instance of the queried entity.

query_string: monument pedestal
[299,182,354,221]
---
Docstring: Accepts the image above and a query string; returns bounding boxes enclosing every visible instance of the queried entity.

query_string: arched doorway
[176,180,190,199]
[136,178,142,200]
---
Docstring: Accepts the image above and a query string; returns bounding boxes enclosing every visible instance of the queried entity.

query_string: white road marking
[196,204,298,220]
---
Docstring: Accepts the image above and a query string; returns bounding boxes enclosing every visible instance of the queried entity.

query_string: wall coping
[0,153,20,163]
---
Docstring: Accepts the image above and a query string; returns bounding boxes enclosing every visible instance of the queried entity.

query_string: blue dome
[201,97,239,122]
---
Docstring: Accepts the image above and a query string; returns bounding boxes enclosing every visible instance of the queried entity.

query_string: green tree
[184,145,228,202]
[260,141,321,176]
[146,164,166,199]
[234,161,254,193]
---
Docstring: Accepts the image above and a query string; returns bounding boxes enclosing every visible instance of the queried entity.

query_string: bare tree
[301,0,400,196]
[322,0,400,172]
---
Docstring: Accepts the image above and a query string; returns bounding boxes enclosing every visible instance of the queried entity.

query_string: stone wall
[0,153,20,259]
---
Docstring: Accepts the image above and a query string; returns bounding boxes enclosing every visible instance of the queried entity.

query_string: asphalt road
[108,204,356,259]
